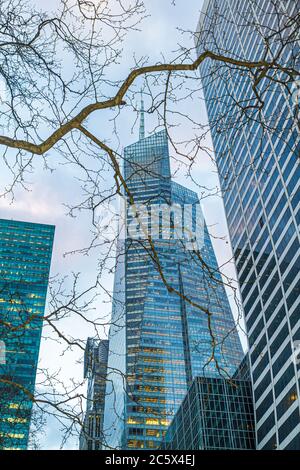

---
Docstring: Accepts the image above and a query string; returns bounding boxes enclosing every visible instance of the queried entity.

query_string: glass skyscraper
[79,338,109,450]
[162,354,255,450]
[103,107,244,450]
[162,375,255,450]
[196,0,300,449]
[0,219,54,450]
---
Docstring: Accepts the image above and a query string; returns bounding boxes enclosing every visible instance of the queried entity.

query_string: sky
[0,0,247,449]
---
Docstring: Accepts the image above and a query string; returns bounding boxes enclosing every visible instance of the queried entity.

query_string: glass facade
[162,374,255,450]
[196,0,300,449]
[103,122,244,449]
[0,219,54,450]
[79,338,109,450]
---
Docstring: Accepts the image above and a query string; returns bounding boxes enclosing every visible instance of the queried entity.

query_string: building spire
[139,89,145,140]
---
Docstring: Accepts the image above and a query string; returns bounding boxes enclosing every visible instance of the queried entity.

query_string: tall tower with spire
[102,99,244,450]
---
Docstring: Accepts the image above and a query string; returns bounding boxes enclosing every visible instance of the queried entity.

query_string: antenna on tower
[139,89,145,140]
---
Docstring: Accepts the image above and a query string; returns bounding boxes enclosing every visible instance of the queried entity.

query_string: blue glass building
[196,0,300,449]
[103,107,244,449]
[79,338,109,450]
[0,219,54,450]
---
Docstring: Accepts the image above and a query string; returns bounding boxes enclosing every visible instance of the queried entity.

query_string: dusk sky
[0,0,247,449]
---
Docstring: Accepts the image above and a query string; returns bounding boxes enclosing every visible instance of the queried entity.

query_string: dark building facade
[79,338,109,450]
[162,373,255,450]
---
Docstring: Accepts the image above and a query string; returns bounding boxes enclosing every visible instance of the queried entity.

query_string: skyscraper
[103,104,244,450]
[162,376,255,450]
[162,354,255,450]
[0,219,55,450]
[79,338,109,450]
[196,0,300,449]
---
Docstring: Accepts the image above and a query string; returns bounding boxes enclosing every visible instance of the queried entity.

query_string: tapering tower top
[139,89,145,140]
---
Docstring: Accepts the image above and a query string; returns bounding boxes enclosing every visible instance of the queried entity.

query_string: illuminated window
[146,418,159,425]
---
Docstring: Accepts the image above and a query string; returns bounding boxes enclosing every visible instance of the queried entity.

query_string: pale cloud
[0,190,63,220]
